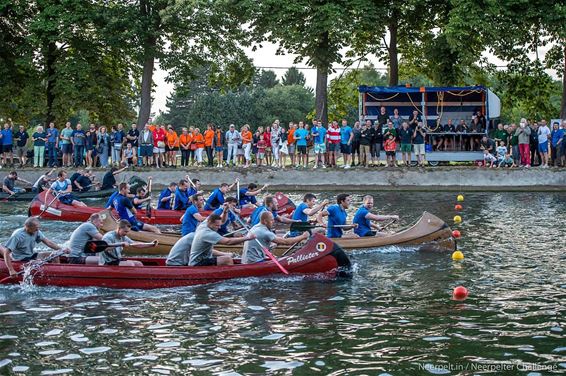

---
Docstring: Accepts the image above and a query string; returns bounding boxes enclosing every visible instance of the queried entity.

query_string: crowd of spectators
[1,111,565,170]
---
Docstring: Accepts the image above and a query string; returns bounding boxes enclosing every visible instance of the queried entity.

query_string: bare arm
[0,246,16,276]
[217,234,255,245]
[272,232,309,245]
[366,213,399,222]
[304,200,329,216]
[2,184,14,195]
[129,240,158,249]
[316,210,329,227]
[276,215,297,224]
[41,238,62,251]
[113,166,127,175]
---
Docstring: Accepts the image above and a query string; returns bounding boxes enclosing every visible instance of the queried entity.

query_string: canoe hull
[98,210,455,256]
[0,234,350,289]
[28,191,295,224]
[2,188,115,202]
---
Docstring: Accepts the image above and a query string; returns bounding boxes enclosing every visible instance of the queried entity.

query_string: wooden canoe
[98,209,455,256]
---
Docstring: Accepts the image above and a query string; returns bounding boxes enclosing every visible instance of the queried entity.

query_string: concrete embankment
[12,167,566,192]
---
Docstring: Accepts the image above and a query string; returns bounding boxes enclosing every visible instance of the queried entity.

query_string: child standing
[257,138,267,167]
[384,134,397,167]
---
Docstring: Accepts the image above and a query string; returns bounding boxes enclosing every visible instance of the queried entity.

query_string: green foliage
[254,70,279,89]
[282,67,306,86]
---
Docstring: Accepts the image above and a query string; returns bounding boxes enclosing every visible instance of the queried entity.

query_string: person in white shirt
[537,120,551,168]
[225,124,241,167]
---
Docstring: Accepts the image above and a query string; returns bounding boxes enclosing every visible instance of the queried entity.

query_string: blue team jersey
[353,206,372,237]
[181,205,200,236]
[105,191,119,209]
[326,204,347,238]
[340,126,352,144]
[157,188,173,210]
[112,193,135,222]
[294,128,308,146]
[311,127,326,144]
[204,188,224,211]
[292,202,309,222]
[238,188,257,206]
[212,208,236,235]
[250,206,278,226]
[174,187,190,211]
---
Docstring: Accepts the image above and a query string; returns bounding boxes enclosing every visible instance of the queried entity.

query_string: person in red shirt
[384,134,397,167]
[152,124,167,168]
[326,121,341,168]
[262,126,272,166]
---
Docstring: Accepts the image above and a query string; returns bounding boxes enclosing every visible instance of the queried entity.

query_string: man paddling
[31,168,56,193]
[157,182,177,210]
[45,170,87,207]
[353,195,399,237]
[111,182,160,233]
[212,197,241,236]
[100,165,127,191]
[173,179,192,211]
[204,180,238,211]
[99,220,156,266]
[0,217,69,277]
[2,171,31,195]
[189,214,256,266]
[238,183,268,208]
[67,213,105,265]
[180,194,206,236]
[249,195,297,226]
[242,211,309,264]
[290,193,329,236]
[316,193,358,238]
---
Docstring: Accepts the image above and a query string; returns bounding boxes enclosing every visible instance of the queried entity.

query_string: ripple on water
[79,347,111,354]
[261,360,304,371]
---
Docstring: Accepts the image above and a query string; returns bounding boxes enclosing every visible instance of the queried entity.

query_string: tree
[254,69,279,89]
[243,0,362,124]
[282,67,306,86]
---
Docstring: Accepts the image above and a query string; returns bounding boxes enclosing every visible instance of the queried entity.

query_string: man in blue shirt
[157,182,177,210]
[340,119,353,169]
[46,122,59,167]
[181,194,206,236]
[111,182,160,233]
[212,197,239,235]
[71,123,86,167]
[316,193,358,238]
[290,193,328,236]
[311,121,327,168]
[204,180,237,211]
[353,195,399,237]
[293,123,309,168]
[14,125,29,167]
[174,179,191,211]
[1,122,14,167]
[238,183,268,208]
[249,195,297,226]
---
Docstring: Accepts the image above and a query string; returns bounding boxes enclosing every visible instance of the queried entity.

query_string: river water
[0,192,565,375]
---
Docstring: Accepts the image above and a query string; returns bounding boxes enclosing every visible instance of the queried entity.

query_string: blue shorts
[328,143,339,152]
[140,145,153,157]
[215,146,223,152]
[58,194,75,205]
[538,141,548,153]
[129,218,144,231]
[340,143,352,154]
[61,144,72,154]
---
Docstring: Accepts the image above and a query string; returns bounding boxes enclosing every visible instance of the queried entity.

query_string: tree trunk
[315,67,328,124]
[388,21,399,86]
[137,53,155,128]
[45,42,57,125]
[561,44,566,119]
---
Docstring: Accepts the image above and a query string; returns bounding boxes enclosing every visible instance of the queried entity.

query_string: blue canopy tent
[358,85,500,131]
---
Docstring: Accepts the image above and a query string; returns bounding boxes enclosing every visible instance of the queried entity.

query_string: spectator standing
[271,122,282,168]
[126,123,139,158]
[371,121,383,167]
[71,123,86,167]
[204,123,215,167]
[398,121,412,166]
[384,134,397,167]
[153,124,166,168]
[515,118,531,168]
[311,121,327,169]
[279,126,289,169]
[112,124,126,167]
[326,121,340,168]
[508,123,520,165]
[179,128,191,167]
[529,122,540,166]
[165,125,179,168]
[139,123,154,167]
[85,124,98,168]
[339,119,353,169]
[293,121,309,168]
[14,125,29,167]
[193,128,205,166]
[390,108,403,130]
[262,126,272,166]
[351,121,361,166]
[1,122,14,167]
[377,106,389,127]
[32,126,47,168]
[225,124,241,167]
[412,121,426,167]
[286,123,296,167]
[383,121,397,141]
[493,123,508,146]
[550,122,564,167]
[213,126,224,168]
[46,122,59,167]
[241,124,253,168]
[537,120,551,168]
[59,122,74,167]
[359,121,372,167]
[97,126,110,168]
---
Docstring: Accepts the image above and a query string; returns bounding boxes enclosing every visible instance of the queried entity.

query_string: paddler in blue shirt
[238,183,268,208]
[157,182,177,210]
[112,182,160,233]
[204,179,238,211]
[316,193,358,238]
[353,195,399,237]
[289,193,329,236]
[212,197,240,236]
[249,195,296,226]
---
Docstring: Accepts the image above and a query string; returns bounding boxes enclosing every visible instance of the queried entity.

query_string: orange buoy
[452,286,468,300]
[455,204,463,211]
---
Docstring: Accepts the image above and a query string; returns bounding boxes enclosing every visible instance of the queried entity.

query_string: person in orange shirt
[166,125,179,168]
[192,128,205,166]
[204,123,215,167]
[213,126,224,168]
[241,124,253,168]
[287,122,296,167]
[179,128,192,167]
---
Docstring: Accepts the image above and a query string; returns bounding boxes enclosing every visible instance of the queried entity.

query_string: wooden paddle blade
[84,241,121,253]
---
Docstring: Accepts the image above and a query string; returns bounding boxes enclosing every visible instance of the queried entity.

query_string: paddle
[146,177,153,219]
[84,240,157,253]
[0,249,68,284]
[236,180,240,208]
[376,219,398,233]
[230,209,289,275]
[289,222,352,232]
[35,190,64,218]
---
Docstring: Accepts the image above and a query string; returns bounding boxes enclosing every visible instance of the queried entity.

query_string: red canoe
[0,234,351,289]
[28,191,295,225]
